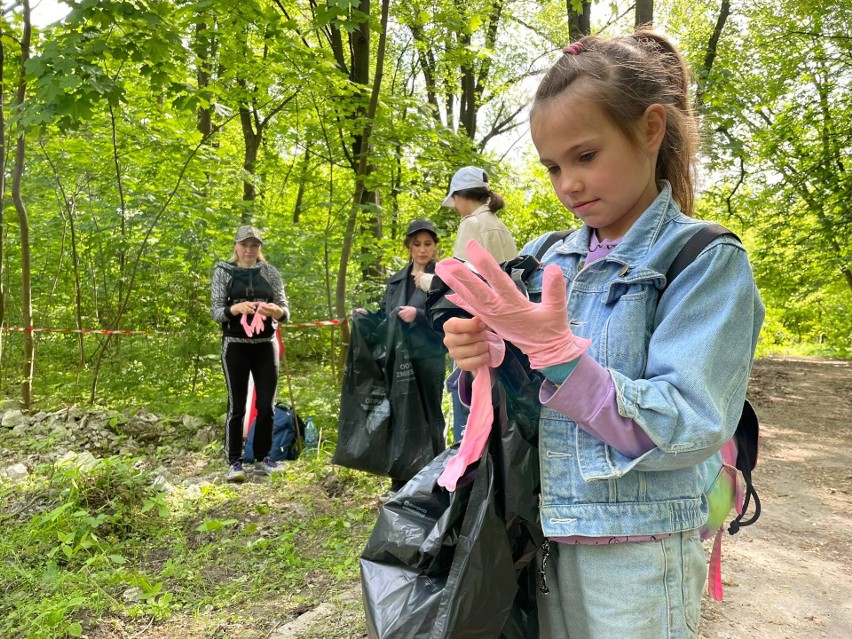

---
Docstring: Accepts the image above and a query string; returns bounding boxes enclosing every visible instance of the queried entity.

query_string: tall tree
[11,0,34,406]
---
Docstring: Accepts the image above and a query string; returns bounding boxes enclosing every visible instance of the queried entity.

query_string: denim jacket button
[578,261,585,271]
[618,265,629,276]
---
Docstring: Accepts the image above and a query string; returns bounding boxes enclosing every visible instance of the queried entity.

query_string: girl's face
[531,88,664,240]
[235,239,261,266]
[408,231,438,266]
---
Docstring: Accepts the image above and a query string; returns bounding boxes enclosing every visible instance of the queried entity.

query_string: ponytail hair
[453,187,506,213]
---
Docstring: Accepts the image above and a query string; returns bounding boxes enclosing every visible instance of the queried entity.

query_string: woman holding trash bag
[357,219,447,501]
[211,225,289,483]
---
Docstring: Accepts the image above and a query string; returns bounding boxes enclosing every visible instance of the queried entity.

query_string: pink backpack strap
[721,438,744,512]
[707,440,741,601]
[707,527,725,601]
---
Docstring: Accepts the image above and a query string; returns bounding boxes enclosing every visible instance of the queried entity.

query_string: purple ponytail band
[563,42,584,55]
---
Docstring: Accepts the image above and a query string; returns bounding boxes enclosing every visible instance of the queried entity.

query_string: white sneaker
[255,456,283,477]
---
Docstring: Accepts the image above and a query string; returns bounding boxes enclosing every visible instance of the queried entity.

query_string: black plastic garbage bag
[334,310,446,482]
[333,311,393,475]
[361,447,517,639]
[360,348,543,639]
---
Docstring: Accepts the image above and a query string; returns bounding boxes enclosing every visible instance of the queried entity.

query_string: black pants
[222,339,279,465]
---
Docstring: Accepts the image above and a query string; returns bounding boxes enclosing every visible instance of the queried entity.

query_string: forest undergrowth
[0,369,382,639]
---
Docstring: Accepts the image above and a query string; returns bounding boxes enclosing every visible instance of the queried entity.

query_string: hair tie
[563,42,584,55]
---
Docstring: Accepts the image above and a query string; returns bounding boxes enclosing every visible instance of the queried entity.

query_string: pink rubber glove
[438,331,505,492]
[241,302,268,336]
[434,240,591,369]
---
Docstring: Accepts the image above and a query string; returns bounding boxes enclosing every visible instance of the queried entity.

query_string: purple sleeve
[539,353,656,458]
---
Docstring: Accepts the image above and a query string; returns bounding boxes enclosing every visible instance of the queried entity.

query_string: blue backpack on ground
[244,403,304,463]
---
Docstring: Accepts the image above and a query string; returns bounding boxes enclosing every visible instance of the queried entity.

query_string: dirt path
[698,356,852,638]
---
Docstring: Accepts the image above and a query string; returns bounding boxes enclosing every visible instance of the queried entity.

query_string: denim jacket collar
[555,181,677,269]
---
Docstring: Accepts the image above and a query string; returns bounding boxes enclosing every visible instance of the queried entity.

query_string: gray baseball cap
[234,225,263,244]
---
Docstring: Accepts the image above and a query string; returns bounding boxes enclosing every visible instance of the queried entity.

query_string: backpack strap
[729,399,761,533]
[534,230,572,261]
[663,223,739,293]
[663,223,755,602]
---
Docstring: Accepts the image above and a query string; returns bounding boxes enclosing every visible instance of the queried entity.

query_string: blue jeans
[446,366,469,444]
[537,531,705,639]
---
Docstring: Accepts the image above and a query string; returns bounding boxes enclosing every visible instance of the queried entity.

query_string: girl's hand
[435,240,591,369]
[443,317,491,371]
[397,306,417,323]
[231,301,257,315]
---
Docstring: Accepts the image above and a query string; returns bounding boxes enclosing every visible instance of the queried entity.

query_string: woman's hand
[413,271,434,292]
[397,306,417,323]
[443,317,492,371]
[230,301,257,315]
[258,303,284,320]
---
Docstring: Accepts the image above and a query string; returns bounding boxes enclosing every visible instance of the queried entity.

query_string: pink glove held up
[437,331,505,491]
[434,240,591,369]
[240,302,268,337]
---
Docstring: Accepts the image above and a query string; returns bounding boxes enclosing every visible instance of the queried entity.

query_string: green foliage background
[0,0,848,415]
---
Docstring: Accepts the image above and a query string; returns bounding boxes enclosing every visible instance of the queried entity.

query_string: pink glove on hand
[438,331,505,491]
[241,302,267,337]
[434,240,591,369]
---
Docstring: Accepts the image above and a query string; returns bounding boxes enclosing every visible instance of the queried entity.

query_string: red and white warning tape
[281,319,347,329]
[0,326,161,335]
[0,317,348,335]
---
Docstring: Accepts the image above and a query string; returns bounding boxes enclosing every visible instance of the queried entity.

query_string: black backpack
[664,224,761,601]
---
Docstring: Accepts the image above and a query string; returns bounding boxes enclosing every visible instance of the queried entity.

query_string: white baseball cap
[441,166,490,207]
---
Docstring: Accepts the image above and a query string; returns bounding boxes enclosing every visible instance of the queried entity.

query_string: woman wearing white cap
[211,225,289,483]
[443,165,518,263]
[441,167,518,443]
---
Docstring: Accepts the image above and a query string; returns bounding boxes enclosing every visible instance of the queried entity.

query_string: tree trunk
[567,1,592,41]
[195,20,212,137]
[0,27,7,365]
[240,105,261,217]
[12,0,33,407]
[334,0,390,329]
[635,0,654,28]
[695,0,730,112]
[293,146,311,223]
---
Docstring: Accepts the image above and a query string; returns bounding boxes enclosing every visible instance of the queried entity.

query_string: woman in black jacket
[377,219,447,500]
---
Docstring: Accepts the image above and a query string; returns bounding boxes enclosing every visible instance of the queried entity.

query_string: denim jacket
[523,183,765,538]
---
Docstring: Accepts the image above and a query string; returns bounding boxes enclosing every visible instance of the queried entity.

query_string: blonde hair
[531,30,698,215]
[228,244,266,263]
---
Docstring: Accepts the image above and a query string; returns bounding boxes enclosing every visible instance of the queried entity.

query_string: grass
[0,435,383,639]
